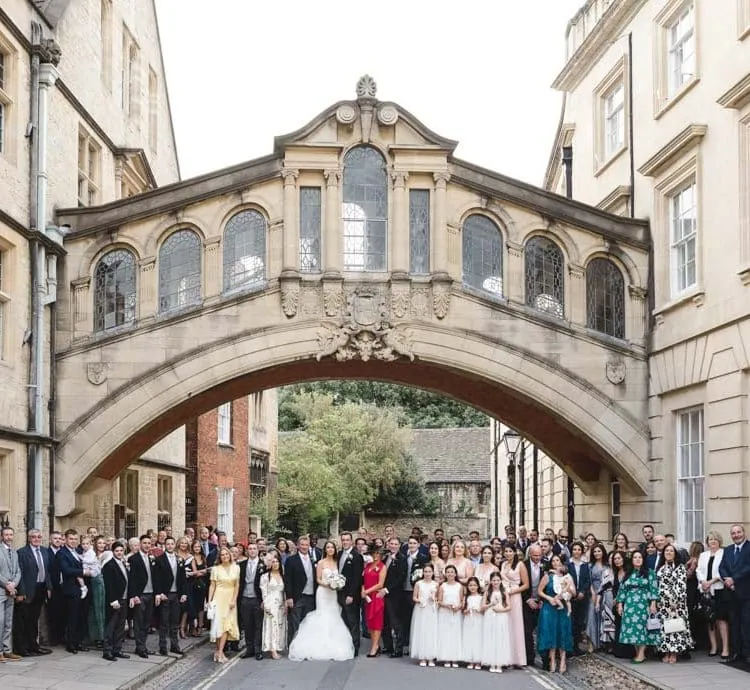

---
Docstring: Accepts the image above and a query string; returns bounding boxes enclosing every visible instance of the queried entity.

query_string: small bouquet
[410,567,424,584]
[326,572,347,590]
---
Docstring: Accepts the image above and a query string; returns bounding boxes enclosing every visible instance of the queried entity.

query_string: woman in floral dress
[260,552,287,659]
[656,544,694,663]
[586,543,613,651]
[616,550,659,663]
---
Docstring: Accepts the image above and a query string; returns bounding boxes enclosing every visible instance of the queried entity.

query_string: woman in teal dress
[537,555,574,673]
[615,550,659,663]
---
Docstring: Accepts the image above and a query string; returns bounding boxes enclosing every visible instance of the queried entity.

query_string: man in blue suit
[719,523,750,667]
[56,529,94,654]
[13,529,52,656]
[568,541,591,655]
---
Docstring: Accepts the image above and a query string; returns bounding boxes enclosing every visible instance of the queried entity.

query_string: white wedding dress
[288,568,354,661]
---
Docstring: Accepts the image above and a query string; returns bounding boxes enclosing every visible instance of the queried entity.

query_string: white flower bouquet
[326,572,347,590]
[410,567,424,584]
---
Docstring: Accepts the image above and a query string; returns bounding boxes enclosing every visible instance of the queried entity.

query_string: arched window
[158,229,201,313]
[223,210,266,291]
[586,257,625,339]
[93,249,136,332]
[342,146,388,271]
[525,236,564,318]
[462,214,503,296]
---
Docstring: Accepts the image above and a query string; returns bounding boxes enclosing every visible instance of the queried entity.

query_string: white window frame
[216,487,234,542]
[655,1,699,117]
[217,402,232,445]
[610,479,621,539]
[0,246,10,361]
[0,36,17,160]
[669,179,698,296]
[667,4,696,96]
[78,127,101,207]
[593,57,627,175]
[603,82,625,160]
[676,407,704,544]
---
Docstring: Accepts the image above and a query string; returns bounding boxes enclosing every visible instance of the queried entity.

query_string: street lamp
[503,430,523,528]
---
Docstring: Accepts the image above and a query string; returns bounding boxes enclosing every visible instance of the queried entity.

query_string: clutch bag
[663,616,686,634]
[646,614,661,631]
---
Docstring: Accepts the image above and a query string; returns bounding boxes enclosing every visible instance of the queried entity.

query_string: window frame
[610,479,621,539]
[121,25,139,118]
[461,213,503,297]
[0,35,17,160]
[524,236,565,318]
[299,186,322,273]
[158,229,202,313]
[740,0,750,40]
[100,0,113,90]
[222,209,267,293]
[217,402,232,446]
[216,487,234,543]
[147,66,158,152]
[409,188,431,275]
[585,257,626,339]
[668,178,698,297]
[156,474,172,531]
[93,248,137,332]
[118,469,139,540]
[593,57,628,174]
[676,406,705,545]
[0,246,8,361]
[78,127,101,207]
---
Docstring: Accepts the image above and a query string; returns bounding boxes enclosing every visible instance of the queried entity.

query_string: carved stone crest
[316,287,414,363]
[87,362,108,386]
[432,282,452,320]
[280,281,300,318]
[606,359,626,385]
[391,289,410,319]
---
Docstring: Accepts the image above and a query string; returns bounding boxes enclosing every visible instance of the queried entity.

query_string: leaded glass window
[299,187,321,272]
[409,189,430,274]
[93,248,136,331]
[342,146,387,272]
[158,229,201,313]
[223,210,266,291]
[462,214,502,296]
[586,258,625,339]
[525,236,564,318]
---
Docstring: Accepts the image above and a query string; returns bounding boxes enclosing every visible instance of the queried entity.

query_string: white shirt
[339,549,351,572]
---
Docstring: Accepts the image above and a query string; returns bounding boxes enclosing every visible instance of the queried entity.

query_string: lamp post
[503,430,523,528]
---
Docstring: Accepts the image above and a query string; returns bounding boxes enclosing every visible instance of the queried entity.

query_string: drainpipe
[48,300,57,528]
[628,32,635,218]
[562,146,573,200]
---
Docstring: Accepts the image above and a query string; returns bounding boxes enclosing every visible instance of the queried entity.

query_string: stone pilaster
[71,277,91,337]
[138,256,157,318]
[627,285,647,345]
[323,168,342,276]
[281,168,300,274]
[203,235,222,298]
[505,241,524,304]
[567,264,585,324]
[390,170,409,275]
[432,172,450,278]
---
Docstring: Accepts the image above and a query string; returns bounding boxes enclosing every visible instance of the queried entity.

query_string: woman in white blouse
[696,530,730,660]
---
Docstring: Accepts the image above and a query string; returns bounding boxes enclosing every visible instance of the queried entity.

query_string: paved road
[158,651,560,690]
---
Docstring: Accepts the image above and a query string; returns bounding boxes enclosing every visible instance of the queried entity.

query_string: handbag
[206,602,217,620]
[646,614,661,631]
[663,616,687,634]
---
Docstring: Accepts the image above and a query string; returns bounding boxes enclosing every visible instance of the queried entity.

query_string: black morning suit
[238,557,265,657]
[337,548,364,654]
[382,551,408,655]
[153,552,187,653]
[523,558,549,667]
[102,557,128,656]
[719,541,750,662]
[127,552,156,654]
[14,544,52,654]
[283,553,317,646]
[46,547,65,646]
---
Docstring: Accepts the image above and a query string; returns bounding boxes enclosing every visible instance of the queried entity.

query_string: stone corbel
[279,274,301,318]
[321,276,344,317]
[431,274,453,319]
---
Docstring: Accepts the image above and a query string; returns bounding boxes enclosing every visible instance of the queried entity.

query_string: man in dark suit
[382,537,407,657]
[284,535,317,646]
[238,542,264,660]
[568,541,590,655]
[128,534,157,658]
[153,537,187,656]
[198,527,218,567]
[102,541,130,661]
[552,529,571,563]
[400,536,428,651]
[45,531,65,646]
[337,532,364,656]
[719,523,750,666]
[13,529,52,656]
[523,543,548,668]
[308,535,322,565]
[56,529,92,654]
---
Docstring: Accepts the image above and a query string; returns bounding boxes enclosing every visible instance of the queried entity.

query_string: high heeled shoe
[366,649,381,658]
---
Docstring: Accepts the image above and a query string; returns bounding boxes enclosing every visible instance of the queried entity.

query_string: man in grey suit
[0,526,22,662]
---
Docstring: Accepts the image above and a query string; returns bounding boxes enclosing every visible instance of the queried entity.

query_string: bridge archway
[55,321,648,517]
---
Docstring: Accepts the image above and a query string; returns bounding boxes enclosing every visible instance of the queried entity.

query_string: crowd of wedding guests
[1,521,749,675]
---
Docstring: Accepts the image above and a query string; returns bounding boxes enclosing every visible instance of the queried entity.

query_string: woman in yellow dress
[207,546,240,662]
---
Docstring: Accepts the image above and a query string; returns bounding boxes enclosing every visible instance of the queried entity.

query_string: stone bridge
[54,77,651,522]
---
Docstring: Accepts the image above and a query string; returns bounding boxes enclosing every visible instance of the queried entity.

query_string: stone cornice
[552,0,648,92]
[637,124,707,177]
[0,209,67,255]
[449,158,650,251]
[57,154,281,238]
[597,185,632,212]
[717,72,750,109]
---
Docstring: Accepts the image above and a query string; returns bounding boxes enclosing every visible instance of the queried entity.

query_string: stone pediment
[273,75,458,154]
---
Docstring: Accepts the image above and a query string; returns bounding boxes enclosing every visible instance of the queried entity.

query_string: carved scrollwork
[432,281,452,319]
[280,282,300,318]
[378,105,398,126]
[336,104,357,125]
[323,283,343,317]
[391,289,410,319]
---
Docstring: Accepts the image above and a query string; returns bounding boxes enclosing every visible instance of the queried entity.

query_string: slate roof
[409,428,491,484]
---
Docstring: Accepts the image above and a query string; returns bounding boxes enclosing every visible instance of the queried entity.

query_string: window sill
[652,286,705,321]
[655,76,700,120]
[217,442,235,450]
[594,145,628,178]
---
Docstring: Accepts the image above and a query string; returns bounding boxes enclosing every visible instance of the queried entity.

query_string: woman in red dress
[362,548,387,657]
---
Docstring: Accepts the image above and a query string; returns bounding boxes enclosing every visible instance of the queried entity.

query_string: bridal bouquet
[326,572,347,590]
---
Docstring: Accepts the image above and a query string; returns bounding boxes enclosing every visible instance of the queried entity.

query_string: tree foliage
[367,456,439,516]
[278,381,488,431]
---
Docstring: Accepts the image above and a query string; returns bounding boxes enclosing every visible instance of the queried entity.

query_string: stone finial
[356,75,377,99]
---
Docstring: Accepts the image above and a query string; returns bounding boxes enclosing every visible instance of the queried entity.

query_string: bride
[289,541,355,661]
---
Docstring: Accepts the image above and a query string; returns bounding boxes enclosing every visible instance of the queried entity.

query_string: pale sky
[155,0,583,186]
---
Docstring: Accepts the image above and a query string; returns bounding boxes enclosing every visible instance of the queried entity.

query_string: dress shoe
[389,651,403,658]
[240,651,254,659]
[137,650,149,659]
[18,651,31,657]
[255,652,264,660]
[66,647,78,654]
[0,654,5,663]
[102,653,117,661]
[36,648,52,655]
[5,653,21,661]
[170,647,184,656]
[115,653,130,659]
[77,645,90,652]
[158,649,168,656]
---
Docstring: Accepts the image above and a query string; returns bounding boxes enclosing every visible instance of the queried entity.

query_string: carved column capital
[433,171,451,189]
[391,170,409,189]
[281,168,300,186]
[568,264,585,280]
[71,276,91,290]
[324,169,342,188]
[628,284,647,301]
[506,241,523,258]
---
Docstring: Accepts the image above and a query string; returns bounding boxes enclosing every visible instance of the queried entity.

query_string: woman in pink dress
[500,545,529,667]
[447,540,474,585]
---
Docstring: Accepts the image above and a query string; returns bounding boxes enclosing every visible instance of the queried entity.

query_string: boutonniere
[149,556,156,566]
[177,558,184,567]
[346,555,353,563]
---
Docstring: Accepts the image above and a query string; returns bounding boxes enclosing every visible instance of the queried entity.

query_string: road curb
[593,653,669,689]
[118,637,210,690]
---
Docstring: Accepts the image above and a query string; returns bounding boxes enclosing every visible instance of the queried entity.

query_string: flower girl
[462,577,484,669]
[410,563,439,667]
[481,571,513,673]
[437,564,464,668]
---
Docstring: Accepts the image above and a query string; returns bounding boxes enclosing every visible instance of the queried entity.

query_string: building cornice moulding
[597,185,632,212]
[717,72,750,109]
[637,124,707,178]
[552,0,648,92]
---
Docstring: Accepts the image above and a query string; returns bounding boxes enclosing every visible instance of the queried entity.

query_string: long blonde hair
[218,546,233,565]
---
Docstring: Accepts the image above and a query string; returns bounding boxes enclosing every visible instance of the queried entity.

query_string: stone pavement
[597,650,750,689]
[0,632,207,690]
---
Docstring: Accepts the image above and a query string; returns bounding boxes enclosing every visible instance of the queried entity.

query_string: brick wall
[196,397,249,543]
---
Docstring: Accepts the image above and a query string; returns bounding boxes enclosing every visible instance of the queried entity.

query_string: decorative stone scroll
[316,287,414,363]
[280,279,300,318]
[432,278,452,319]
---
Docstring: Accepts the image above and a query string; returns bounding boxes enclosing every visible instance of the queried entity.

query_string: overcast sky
[155,0,583,186]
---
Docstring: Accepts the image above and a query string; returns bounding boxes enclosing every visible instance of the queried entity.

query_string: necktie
[35,547,45,583]
[736,545,741,557]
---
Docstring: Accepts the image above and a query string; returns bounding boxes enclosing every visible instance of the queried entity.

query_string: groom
[284,535,317,646]
[337,532,364,657]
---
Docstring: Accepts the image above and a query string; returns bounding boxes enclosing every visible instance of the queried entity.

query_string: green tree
[367,455,439,515]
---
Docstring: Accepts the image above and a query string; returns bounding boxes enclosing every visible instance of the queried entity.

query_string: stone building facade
[0,0,179,532]
[545,0,750,543]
